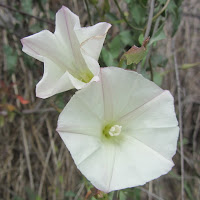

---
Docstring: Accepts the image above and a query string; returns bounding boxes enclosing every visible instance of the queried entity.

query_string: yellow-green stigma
[103,124,122,139]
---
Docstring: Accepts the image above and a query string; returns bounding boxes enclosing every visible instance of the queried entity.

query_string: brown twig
[183,12,200,19]
[46,119,58,166]
[149,181,153,200]
[113,191,119,200]
[83,0,92,25]
[137,187,164,200]
[0,3,54,25]
[74,183,85,200]
[38,146,52,197]
[172,39,184,200]
[21,119,35,190]
[193,107,200,158]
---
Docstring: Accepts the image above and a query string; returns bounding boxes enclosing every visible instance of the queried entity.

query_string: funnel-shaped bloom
[57,67,179,193]
[21,6,111,98]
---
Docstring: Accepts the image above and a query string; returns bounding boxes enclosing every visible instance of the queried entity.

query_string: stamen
[109,125,122,137]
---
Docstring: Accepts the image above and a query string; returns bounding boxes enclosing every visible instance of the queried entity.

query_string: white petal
[54,6,98,81]
[54,6,83,70]
[57,81,104,135]
[125,127,179,161]
[100,67,163,121]
[119,90,178,128]
[82,54,100,77]
[59,132,102,166]
[54,6,80,45]
[36,58,74,98]
[21,30,66,70]
[77,142,116,193]
[76,22,111,60]
[108,135,174,192]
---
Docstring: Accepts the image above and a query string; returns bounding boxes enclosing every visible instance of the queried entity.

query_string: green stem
[149,57,154,81]
[113,0,143,31]
[152,0,171,22]
[143,0,171,33]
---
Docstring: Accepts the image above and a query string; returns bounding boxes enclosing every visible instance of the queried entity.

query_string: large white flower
[21,6,111,98]
[57,67,179,193]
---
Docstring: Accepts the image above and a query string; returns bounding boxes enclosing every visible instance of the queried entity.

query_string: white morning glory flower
[21,6,111,98]
[57,67,179,193]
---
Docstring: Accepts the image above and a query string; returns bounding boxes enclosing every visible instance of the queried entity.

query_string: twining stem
[149,58,154,81]
[144,0,155,38]
[152,0,171,22]
[113,0,143,31]
[143,0,171,33]
[112,191,119,200]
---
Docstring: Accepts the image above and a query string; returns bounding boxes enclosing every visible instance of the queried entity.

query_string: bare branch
[0,3,54,25]
[172,39,185,200]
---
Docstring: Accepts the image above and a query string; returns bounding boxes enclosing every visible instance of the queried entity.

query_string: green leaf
[119,191,126,200]
[103,0,110,13]
[55,93,66,110]
[130,4,146,25]
[29,23,43,33]
[105,13,119,22]
[21,0,33,14]
[8,112,16,123]
[181,62,200,70]
[109,36,121,58]
[12,196,24,200]
[25,187,38,200]
[59,175,63,184]
[89,0,98,5]
[35,197,42,200]
[122,37,150,65]
[119,31,133,46]
[149,24,166,45]
[124,46,147,65]
[101,47,117,66]
[138,33,144,45]
[0,116,5,128]
[184,182,195,200]
[167,0,183,36]
[153,72,163,86]
[3,45,18,74]
[64,191,76,197]
[151,54,168,68]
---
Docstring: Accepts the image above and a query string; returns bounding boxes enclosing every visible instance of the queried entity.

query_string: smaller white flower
[57,67,179,193]
[21,6,111,98]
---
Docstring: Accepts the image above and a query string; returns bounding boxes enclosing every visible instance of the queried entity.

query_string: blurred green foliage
[98,0,183,87]
[3,45,18,74]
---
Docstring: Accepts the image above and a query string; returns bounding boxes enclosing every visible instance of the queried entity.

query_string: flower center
[103,124,122,138]
[109,125,122,137]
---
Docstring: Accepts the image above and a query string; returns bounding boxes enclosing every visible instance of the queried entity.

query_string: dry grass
[0,0,200,200]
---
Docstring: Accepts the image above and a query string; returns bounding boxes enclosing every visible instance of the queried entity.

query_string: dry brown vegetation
[0,0,200,200]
